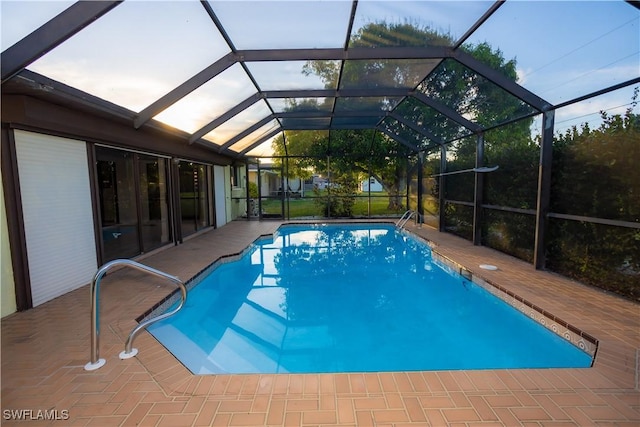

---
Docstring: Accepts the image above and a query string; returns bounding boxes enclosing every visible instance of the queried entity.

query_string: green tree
[274,21,533,211]
[547,91,640,300]
[313,174,358,217]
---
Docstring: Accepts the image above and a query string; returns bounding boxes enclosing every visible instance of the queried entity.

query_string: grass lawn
[260,194,406,218]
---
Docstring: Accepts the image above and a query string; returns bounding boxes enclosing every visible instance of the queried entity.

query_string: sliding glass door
[97,148,139,260]
[138,155,172,251]
[178,161,210,237]
[96,147,172,261]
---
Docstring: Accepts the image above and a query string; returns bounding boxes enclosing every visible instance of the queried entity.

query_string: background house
[247,164,304,198]
[360,177,383,192]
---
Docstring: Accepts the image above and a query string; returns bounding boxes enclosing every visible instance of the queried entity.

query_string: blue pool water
[148,223,592,374]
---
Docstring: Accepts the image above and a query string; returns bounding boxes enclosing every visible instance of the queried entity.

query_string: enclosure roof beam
[189,93,262,144]
[190,88,411,144]
[329,1,357,131]
[200,1,236,50]
[200,0,276,136]
[328,123,375,130]
[277,110,384,119]
[219,111,379,151]
[453,1,505,49]
[134,47,451,129]
[1,1,122,84]
[377,127,420,153]
[453,49,551,111]
[215,109,384,153]
[552,77,640,111]
[135,52,237,129]
[219,115,277,151]
[237,46,453,62]
[411,92,482,132]
[237,128,283,157]
[262,88,411,98]
[388,111,444,147]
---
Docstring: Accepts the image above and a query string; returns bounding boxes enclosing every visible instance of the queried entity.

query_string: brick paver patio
[2,219,638,426]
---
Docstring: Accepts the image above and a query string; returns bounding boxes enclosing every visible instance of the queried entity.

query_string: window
[231,164,243,188]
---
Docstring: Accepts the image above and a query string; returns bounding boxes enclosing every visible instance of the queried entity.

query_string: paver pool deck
[2,219,638,426]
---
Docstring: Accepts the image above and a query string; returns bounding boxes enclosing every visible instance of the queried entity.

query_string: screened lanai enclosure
[1,0,639,313]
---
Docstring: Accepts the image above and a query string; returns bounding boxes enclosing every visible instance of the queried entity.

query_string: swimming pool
[147,223,594,374]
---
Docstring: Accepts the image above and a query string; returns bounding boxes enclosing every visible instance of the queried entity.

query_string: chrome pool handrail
[396,210,415,228]
[84,259,187,371]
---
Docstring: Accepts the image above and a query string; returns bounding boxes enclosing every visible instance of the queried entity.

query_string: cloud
[30,58,173,112]
[516,67,533,86]
[553,88,637,133]
[528,86,637,138]
[526,62,639,104]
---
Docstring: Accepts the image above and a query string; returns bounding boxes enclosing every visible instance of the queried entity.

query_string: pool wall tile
[403,229,599,359]
[138,243,259,322]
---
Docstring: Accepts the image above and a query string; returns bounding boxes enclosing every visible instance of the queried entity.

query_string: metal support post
[417,151,424,224]
[473,133,485,245]
[534,110,555,269]
[438,145,447,232]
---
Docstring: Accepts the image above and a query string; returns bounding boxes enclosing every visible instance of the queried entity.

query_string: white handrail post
[84,262,113,371]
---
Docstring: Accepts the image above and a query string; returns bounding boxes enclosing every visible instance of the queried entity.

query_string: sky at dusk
[1,0,638,152]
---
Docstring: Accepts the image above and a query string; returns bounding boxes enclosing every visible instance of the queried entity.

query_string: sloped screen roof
[2,0,638,159]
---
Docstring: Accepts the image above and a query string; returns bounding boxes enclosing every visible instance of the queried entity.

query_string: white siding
[14,130,97,306]
[213,165,227,227]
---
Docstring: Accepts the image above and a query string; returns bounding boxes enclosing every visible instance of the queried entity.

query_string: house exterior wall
[1,94,237,311]
[361,177,384,192]
[1,173,17,317]
[224,166,233,224]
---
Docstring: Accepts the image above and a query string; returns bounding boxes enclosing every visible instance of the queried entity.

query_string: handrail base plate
[119,349,138,359]
[84,359,106,371]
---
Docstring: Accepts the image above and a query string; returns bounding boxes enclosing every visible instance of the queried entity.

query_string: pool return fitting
[84,259,187,371]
